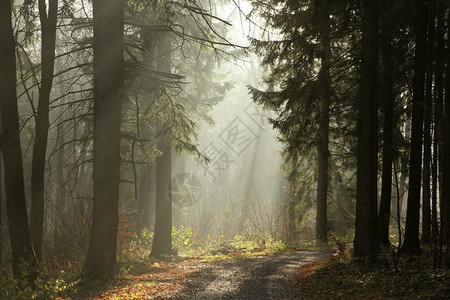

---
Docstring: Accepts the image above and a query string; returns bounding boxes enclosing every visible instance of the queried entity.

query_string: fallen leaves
[87,259,203,299]
[294,256,450,299]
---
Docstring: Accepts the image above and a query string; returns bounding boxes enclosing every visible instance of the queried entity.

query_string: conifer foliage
[251,0,450,260]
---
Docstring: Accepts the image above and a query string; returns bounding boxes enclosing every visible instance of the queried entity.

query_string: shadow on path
[175,249,332,299]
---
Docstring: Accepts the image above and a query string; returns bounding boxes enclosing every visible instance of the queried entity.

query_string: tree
[443,1,450,245]
[0,0,37,278]
[378,0,395,246]
[401,0,428,256]
[315,0,331,242]
[421,0,436,244]
[354,0,379,257]
[30,0,58,262]
[433,0,445,246]
[136,30,156,234]
[150,32,174,258]
[83,0,124,280]
[249,0,358,242]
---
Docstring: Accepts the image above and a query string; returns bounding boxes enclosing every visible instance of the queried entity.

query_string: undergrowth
[0,264,78,299]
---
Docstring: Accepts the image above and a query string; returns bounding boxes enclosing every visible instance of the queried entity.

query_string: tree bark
[0,155,2,267]
[401,0,428,255]
[315,0,330,242]
[433,0,445,246]
[378,0,395,246]
[354,0,379,258]
[30,0,58,262]
[421,0,436,244]
[137,30,156,234]
[150,33,173,258]
[432,130,439,243]
[83,0,124,280]
[150,143,173,257]
[442,3,450,245]
[138,130,154,233]
[0,0,37,278]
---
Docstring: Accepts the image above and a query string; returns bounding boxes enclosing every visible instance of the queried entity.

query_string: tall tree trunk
[378,0,395,246]
[434,0,445,247]
[54,127,66,255]
[54,50,67,256]
[315,0,330,242]
[0,0,37,279]
[354,0,379,258]
[30,0,58,262]
[422,0,436,244]
[137,30,156,234]
[138,128,153,233]
[442,3,450,245]
[0,157,1,266]
[150,33,173,258]
[401,0,428,255]
[432,130,439,243]
[0,155,3,267]
[83,0,124,280]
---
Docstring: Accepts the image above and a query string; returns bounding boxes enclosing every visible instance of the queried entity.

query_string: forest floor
[75,249,332,299]
[295,250,450,299]
[71,247,450,299]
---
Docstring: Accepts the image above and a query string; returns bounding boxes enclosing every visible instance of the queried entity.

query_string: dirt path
[174,249,332,299]
[83,249,332,299]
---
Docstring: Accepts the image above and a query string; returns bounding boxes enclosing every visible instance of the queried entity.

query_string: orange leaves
[117,211,134,255]
[92,259,201,299]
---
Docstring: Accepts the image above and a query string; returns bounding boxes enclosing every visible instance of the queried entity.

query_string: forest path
[85,249,332,299]
[174,249,332,299]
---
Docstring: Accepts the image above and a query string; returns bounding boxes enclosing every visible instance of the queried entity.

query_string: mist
[1,0,447,297]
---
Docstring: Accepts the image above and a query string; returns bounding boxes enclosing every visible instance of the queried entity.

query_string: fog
[172,68,287,241]
[161,2,287,243]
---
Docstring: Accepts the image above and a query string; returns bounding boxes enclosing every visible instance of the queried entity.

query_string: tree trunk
[434,0,445,247]
[0,0,37,279]
[138,134,153,233]
[54,51,67,257]
[150,143,172,257]
[137,30,156,234]
[315,0,330,242]
[442,3,450,245]
[432,123,439,243]
[54,126,66,255]
[421,0,436,244]
[378,0,394,246]
[150,33,173,258]
[354,0,379,258]
[0,155,3,267]
[401,0,428,256]
[83,0,124,280]
[30,0,58,262]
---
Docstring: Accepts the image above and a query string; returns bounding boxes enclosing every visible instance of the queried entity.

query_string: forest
[1,0,450,298]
